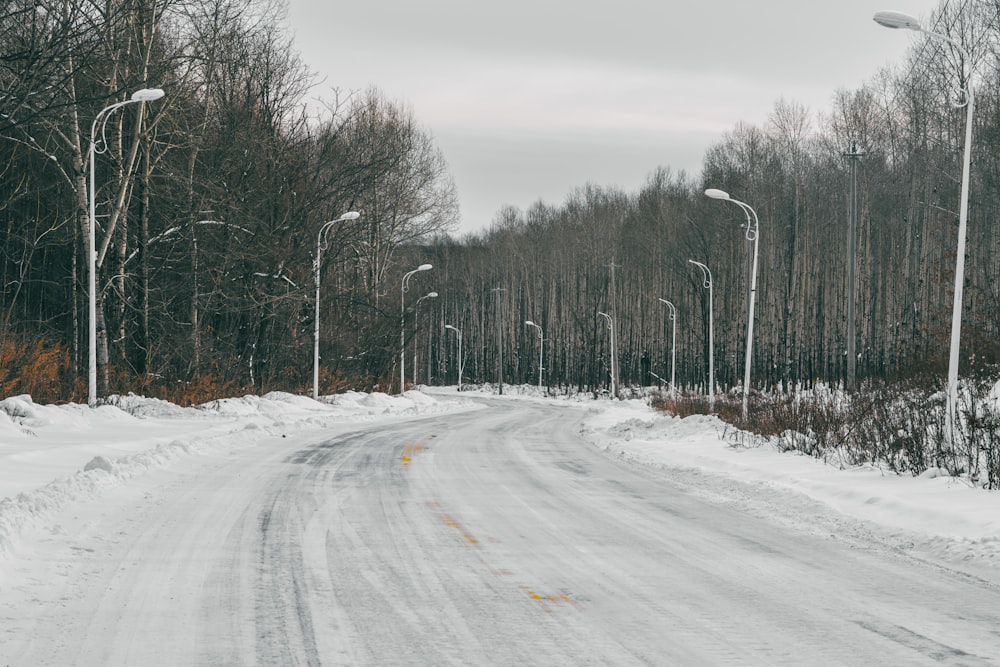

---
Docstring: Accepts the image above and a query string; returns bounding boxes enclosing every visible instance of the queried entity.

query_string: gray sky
[286,1,941,235]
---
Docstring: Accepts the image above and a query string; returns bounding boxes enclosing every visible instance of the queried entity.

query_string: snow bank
[0,394,137,429]
[103,393,206,419]
[0,389,475,558]
[579,397,1000,571]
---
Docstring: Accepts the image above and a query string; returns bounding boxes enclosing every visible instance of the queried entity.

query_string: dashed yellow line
[520,585,580,612]
[401,434,432,469]
[426,501,583,614]
[439,512,479,545]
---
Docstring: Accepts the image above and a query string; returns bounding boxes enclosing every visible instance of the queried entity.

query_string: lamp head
[873,10,922,31]
[338,211,360,221]
[418,263,432,271]
[525,320,535,326]
[704,188,730,200]
[426,292,438,298]
[131,88,165,101]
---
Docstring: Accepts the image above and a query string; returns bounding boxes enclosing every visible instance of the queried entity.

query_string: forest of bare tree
[1,0,998,405]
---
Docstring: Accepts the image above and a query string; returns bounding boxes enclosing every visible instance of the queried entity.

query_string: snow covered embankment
[579,399,1000,573]
[0,390,475,558]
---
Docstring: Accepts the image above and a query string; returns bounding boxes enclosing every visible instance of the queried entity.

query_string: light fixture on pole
[88,87,165,407]
[874,10,975,444]
[657,298,677,398]
[400,264,432,393]
[525,320,544,390]
[444,324,463,388]
[313,211,360,400]
[689,260,714,412]
[413,292,438,387]
[706,188,760,419]
[597,312,617,398]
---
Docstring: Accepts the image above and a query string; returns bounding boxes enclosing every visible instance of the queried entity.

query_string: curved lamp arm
[90,89,165,154]
[705,188,759,241]
[415,291,438,307]
[688,260,712,288]
[873,10,973,108]
[317,211,360,254]
[402,263,433,294]
[657,298,676,320]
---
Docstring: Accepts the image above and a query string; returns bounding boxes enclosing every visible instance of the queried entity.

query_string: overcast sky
[286,1,942,235]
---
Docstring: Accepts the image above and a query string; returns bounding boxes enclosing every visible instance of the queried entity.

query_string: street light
[874,10,974,444]
[657,299,677,397]
[597,312,617,398]
[313,211,360,399]
[525,320,544,390]
[706,188,760,419]
[88,87,165,407]
[689,260,714,412]
[400,263,432,393]
[413,292,438,387]
[444,324,463,388]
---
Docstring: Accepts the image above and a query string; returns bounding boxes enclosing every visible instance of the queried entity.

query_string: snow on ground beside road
[2,384,1000,577]
[0,390,478,559]
[572,394,1000,572]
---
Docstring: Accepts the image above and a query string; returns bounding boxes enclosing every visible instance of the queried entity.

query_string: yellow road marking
[435,510,481,547]
[519,585,580,611]
[401,435,432,469]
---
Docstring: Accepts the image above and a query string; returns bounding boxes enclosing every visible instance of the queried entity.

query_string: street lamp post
[525,320,544,390]
[706,188,760,419]
[313,211,360,399]
[689,260,714,412]
[400,264,432,393]
[657,298,677,397]
[597,312,617,398]
[88,87,165,407]
[413,292,438,387]
[444,324,463,388]
[874,10,975,444]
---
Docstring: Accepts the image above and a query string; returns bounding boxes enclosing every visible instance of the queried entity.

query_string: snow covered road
[3,398,1000,665]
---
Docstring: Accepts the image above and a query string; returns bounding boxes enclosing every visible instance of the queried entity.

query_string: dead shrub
[0,337,76,403]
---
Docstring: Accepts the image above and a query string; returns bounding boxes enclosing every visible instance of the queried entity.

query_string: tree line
[1,0,998,404]
[1,0,456,402]
[402,2,1000,396]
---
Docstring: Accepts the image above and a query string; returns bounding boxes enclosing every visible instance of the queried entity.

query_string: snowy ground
[3,384,999,584]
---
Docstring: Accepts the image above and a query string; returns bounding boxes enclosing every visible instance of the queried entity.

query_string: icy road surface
[4,399,1000,665]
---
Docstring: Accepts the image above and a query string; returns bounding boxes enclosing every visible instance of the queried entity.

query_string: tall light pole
[597,312,617,398]
[689,260,714,412]
[400,264,432,393]
[313,211,360,399]
[413,292,438,387]
[444,324,463,388]
[657,298,677,397]
[88,87,165,407]
[874,10,975,444]
[705,188,760,419]
[525,320,544,390]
